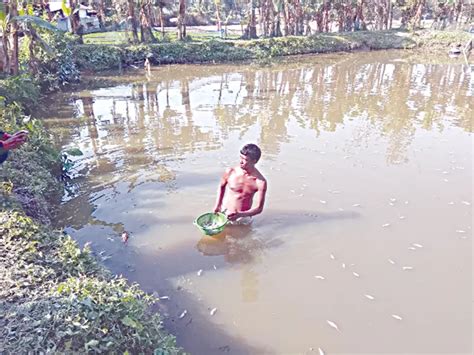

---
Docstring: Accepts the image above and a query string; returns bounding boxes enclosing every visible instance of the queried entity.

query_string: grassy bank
[74,29,472,71]
[0,77,181,354]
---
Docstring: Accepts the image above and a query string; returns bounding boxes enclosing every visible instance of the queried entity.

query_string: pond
[42,50,472,354]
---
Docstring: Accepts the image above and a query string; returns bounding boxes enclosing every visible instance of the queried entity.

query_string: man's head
[240,144,261,170]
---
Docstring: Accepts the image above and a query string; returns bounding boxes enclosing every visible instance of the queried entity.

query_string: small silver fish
[413,243,423,248]
[390,198,397,202]
[320,200,327,204]
[330,254,335,260]
[122,231,129,243]
[382,223,391,228]
[461,201,471,206]
[448,201,455,205]
[352,203,361,207]
[392,314,403,320]
[365,294,375,300]
[399,216,406,220]
[314,275,325,280]
[352,272,360,277]
[318,348,325,355]
[178,310,187,319]
[197,269,203,276]
[213,265,217,270]
[456,230,466,234]
[388,259,396,265]
[326,320,340,332]
[210,308,217,316]
[408,247,416,250]
[443,179,449,182]
[342,263,346,269]
[402,266,413,270]
[159,296,169,300]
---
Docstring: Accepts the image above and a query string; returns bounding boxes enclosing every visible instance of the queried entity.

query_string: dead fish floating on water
[352,203,361,207]
[392,314,403,320]
[330,254,335,260]
[456,230,466,234]
[314,275,325,280]
[382,223,391,228]
[399,216,406,220]
[412,243,423,248]
[210,308,217,316]
[320,200,327,204]
[197,269,203,276]
[461,201,471,206]
[352,272,360,278]
[388,259,396,265]
[179,310,188,319]
[402,266,414,271]
[365,294,375,300]
[122,231,129,244]
[159,296,170,300]
[318,348,325,355]
[326,320,340,332]
[408,247,417,251]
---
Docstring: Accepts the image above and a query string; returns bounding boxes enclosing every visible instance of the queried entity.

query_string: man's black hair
[240,143,261,163]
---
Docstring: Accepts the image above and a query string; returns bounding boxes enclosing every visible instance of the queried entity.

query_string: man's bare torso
[223,166,264,214]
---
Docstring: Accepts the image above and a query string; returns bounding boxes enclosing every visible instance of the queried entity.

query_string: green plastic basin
[194,212,228,236]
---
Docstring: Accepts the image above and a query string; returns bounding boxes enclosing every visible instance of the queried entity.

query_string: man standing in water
[213,144,267,223]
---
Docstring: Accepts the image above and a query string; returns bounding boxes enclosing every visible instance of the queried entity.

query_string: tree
[177,0,186,40]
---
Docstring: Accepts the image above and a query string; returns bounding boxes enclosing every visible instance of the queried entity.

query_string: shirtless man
[213,144,267,223]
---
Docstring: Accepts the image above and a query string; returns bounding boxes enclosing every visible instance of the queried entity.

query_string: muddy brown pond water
[41,51,472,354]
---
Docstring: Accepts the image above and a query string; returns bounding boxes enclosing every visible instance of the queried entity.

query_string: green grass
[83,29,240,45]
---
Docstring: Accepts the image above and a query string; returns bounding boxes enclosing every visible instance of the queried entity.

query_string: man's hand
[213,206,221,213]
[227,212,241,221]
[1,135,26,150]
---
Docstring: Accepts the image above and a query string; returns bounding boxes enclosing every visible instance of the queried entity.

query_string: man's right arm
[213,168,232,213]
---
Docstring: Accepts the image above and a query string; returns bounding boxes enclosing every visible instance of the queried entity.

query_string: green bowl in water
[194,212,228,236]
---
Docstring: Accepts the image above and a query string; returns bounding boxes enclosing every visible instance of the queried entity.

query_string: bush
[0,75,40,109]
[0,211,181,354]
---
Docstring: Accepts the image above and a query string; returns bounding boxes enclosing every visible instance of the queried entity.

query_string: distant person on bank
[0,130,28,164]
[213,144,267,224]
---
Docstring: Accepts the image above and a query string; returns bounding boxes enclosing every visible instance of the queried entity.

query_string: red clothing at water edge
[213,144,267,222]
[0,130,28,164]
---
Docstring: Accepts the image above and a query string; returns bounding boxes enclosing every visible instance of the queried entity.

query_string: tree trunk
[178,0,186,40]
[98,0,106,28]
[246,0,257,38]
[145,2,157,42]
[215,0,222,31]
[28,25,39,74]
[158,6,165,39]
[323,0,329,32]
[11,0,19,75]
[128,0,139,43]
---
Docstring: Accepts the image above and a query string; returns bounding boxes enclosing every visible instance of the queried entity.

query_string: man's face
[240,154,255,170]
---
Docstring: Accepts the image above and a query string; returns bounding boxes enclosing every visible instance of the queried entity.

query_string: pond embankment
[73,30,472,71]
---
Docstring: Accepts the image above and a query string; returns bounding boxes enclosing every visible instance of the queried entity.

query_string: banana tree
[0,0,58,76]
[12,14,58,74]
